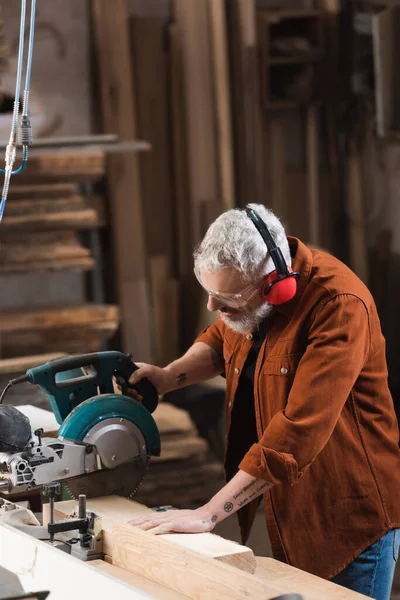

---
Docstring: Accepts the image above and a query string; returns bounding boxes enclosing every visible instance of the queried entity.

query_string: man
[128,204,400,600]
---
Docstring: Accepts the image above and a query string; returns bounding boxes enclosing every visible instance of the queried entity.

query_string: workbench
[0,495,370,600]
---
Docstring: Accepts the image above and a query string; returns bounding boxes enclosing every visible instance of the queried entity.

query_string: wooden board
[208,0,235,211]
[0,303,119,357]
[89,560,190,600]
[47,496,256,574]
[113,522,282,600]
[173,0,220,241]
[131,17,175,261]
[0,231,95,273]
[16,152,106,183]
[0,352,67,376]
[91,0,153,361]
[255,557,369,600]
[8,183,78,199]
[1,195,103,231]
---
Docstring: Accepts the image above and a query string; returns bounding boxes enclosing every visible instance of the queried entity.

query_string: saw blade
[64,454,149,500]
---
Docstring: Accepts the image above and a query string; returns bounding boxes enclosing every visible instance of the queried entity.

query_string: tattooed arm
[129,470,273,535]
[127,342,224,397]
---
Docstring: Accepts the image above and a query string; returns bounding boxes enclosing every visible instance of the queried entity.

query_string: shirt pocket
[262,353,301,416]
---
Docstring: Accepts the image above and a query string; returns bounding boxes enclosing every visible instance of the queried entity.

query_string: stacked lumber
[0,154,120,361]
[134,403,224,508]
[0,304,119,358]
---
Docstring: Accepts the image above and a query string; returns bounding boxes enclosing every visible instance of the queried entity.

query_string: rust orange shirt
[195,237,400,579]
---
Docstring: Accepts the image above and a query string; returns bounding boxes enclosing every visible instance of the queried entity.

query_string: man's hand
[130,471,273,535]
[129,507,216,535]
[113,362,174,401]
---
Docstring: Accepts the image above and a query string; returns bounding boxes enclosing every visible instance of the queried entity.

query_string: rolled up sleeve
[239,294,371,485]
[194,318,224,357]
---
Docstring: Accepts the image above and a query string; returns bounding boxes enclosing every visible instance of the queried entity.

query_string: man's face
[198,268,274,334]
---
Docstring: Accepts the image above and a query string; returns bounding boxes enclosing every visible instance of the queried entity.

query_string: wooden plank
[0,304,119,358]
[0,231,95,273]
[89,560,190,600]
[152,402,195,436]
[305,104,320,245]
[0,304,119,333]
[226,0,265,208]
[8,183,78,199]
[91,0,153,361]
[173,0,220,241]
[208,0,235,211]
[1,195,103,231]
[16,152,106,183]
[47,496,256,574]
[255,557,369,600]
[0,352,67,376]
[168,23,192,278]
[131,17,175,261]
[0,525,156,600]
[113,522,281,599]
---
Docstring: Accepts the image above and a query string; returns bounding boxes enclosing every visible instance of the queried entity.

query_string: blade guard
[58,394,161,457]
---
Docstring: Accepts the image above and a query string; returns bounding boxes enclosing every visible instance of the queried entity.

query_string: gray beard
[220,302,274,334]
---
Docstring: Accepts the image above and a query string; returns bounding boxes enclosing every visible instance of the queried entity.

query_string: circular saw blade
[64,454,149,500]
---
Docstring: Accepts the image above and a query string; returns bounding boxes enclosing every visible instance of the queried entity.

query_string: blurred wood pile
[134,403,223,508]
[0,153,119,359]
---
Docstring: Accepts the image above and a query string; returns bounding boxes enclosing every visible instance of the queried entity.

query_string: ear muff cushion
[262,267,297,305]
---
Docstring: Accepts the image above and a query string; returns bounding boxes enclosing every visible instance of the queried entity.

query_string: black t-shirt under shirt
[226,320,268,476]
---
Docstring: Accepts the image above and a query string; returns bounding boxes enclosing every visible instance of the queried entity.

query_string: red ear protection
[245,207,299,306]
[262,266,298,305]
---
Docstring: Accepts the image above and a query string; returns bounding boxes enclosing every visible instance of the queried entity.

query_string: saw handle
[114,354,159,414]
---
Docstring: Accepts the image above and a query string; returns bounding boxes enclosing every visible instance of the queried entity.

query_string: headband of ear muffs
[245,207,299,305]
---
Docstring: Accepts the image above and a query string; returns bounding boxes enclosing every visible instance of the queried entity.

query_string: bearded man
[127,204,400,600]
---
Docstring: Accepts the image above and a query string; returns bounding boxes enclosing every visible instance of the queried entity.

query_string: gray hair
[193,204,291,284]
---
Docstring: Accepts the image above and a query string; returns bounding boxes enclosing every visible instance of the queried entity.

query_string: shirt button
[246,334,253,340]
[234,367,240,374]
[280,366,288,375]
[228,401,232,408]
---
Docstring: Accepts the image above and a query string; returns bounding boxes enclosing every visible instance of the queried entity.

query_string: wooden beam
[91,0,153,360]
[0,352,67,376]
[0,304,119,357]
[208,0,235,211]
[113,522,282,600]
[46,496,256,574]
[89,560,190,600]
[173,0,220,241]
[255,557,369,600]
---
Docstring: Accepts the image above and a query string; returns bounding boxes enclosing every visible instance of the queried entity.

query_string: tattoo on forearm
[176,372,187,384]
[234,481,271,509]
[211,515,217,523]
[224,502,233,513]
[233,478,258,500]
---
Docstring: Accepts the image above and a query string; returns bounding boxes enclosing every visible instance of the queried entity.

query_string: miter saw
[0,351,161,501]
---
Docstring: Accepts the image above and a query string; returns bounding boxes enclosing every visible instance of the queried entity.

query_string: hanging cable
[0,0,36,223]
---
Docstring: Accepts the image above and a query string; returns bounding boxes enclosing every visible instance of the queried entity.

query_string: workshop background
[0,0,399,596]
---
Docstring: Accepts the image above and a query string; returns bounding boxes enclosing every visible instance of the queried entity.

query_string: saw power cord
[0,0,36,223]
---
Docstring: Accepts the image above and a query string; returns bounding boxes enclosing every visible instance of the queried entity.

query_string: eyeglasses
[194,267,264,308]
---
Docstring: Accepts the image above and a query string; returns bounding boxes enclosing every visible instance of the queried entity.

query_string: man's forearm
[203,470,273,525]
[163,342,224,392]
